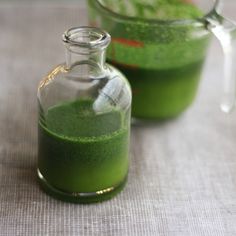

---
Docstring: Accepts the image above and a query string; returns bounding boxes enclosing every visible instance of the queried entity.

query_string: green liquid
[109,59,204,119]
[38,100,129,202]
[107,32,210,118]
[88,0,211,119]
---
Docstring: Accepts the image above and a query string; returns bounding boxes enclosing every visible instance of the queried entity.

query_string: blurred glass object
[88,0,236,120]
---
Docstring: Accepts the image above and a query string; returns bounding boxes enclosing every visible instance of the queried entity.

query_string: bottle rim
[62,26,111,49]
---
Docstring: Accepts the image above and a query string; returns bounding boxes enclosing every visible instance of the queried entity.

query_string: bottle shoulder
[38,63,130,89]
[91,63,132,113]
[38,63,132,113]
[38,64,66,91]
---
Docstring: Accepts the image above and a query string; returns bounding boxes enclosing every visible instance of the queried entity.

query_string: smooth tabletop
[1,2,236,236]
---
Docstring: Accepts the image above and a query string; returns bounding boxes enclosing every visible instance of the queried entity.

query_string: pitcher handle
[206,9,236,112]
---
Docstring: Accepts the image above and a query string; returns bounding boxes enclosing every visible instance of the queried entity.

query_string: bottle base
[37,169,127,204]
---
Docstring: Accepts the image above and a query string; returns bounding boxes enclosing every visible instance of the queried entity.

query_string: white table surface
[1,2,236,236]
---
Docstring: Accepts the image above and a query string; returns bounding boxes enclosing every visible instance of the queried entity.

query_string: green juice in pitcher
[88,0,211,119]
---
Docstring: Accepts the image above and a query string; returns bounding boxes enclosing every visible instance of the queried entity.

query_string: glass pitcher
[87,0,236,120]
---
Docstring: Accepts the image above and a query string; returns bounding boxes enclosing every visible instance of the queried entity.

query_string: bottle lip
[62,26,111,49]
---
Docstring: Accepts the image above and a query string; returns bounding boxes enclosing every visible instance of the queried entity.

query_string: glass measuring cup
[87,0,236,119]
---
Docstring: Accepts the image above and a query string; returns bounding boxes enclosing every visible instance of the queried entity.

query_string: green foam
[99,0,203,20]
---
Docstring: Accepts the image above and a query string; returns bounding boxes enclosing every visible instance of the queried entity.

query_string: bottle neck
[65,47,106,70]
[62,27,111,77]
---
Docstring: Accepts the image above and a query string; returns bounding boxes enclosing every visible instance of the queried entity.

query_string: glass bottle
[37,26,132,203]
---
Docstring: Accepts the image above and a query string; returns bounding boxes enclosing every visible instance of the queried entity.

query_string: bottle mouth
[62,26,111,49]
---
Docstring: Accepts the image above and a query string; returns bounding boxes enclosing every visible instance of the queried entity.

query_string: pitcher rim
[91,0,220,26]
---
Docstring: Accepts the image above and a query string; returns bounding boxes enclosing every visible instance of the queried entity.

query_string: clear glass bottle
[37,26,132,203]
